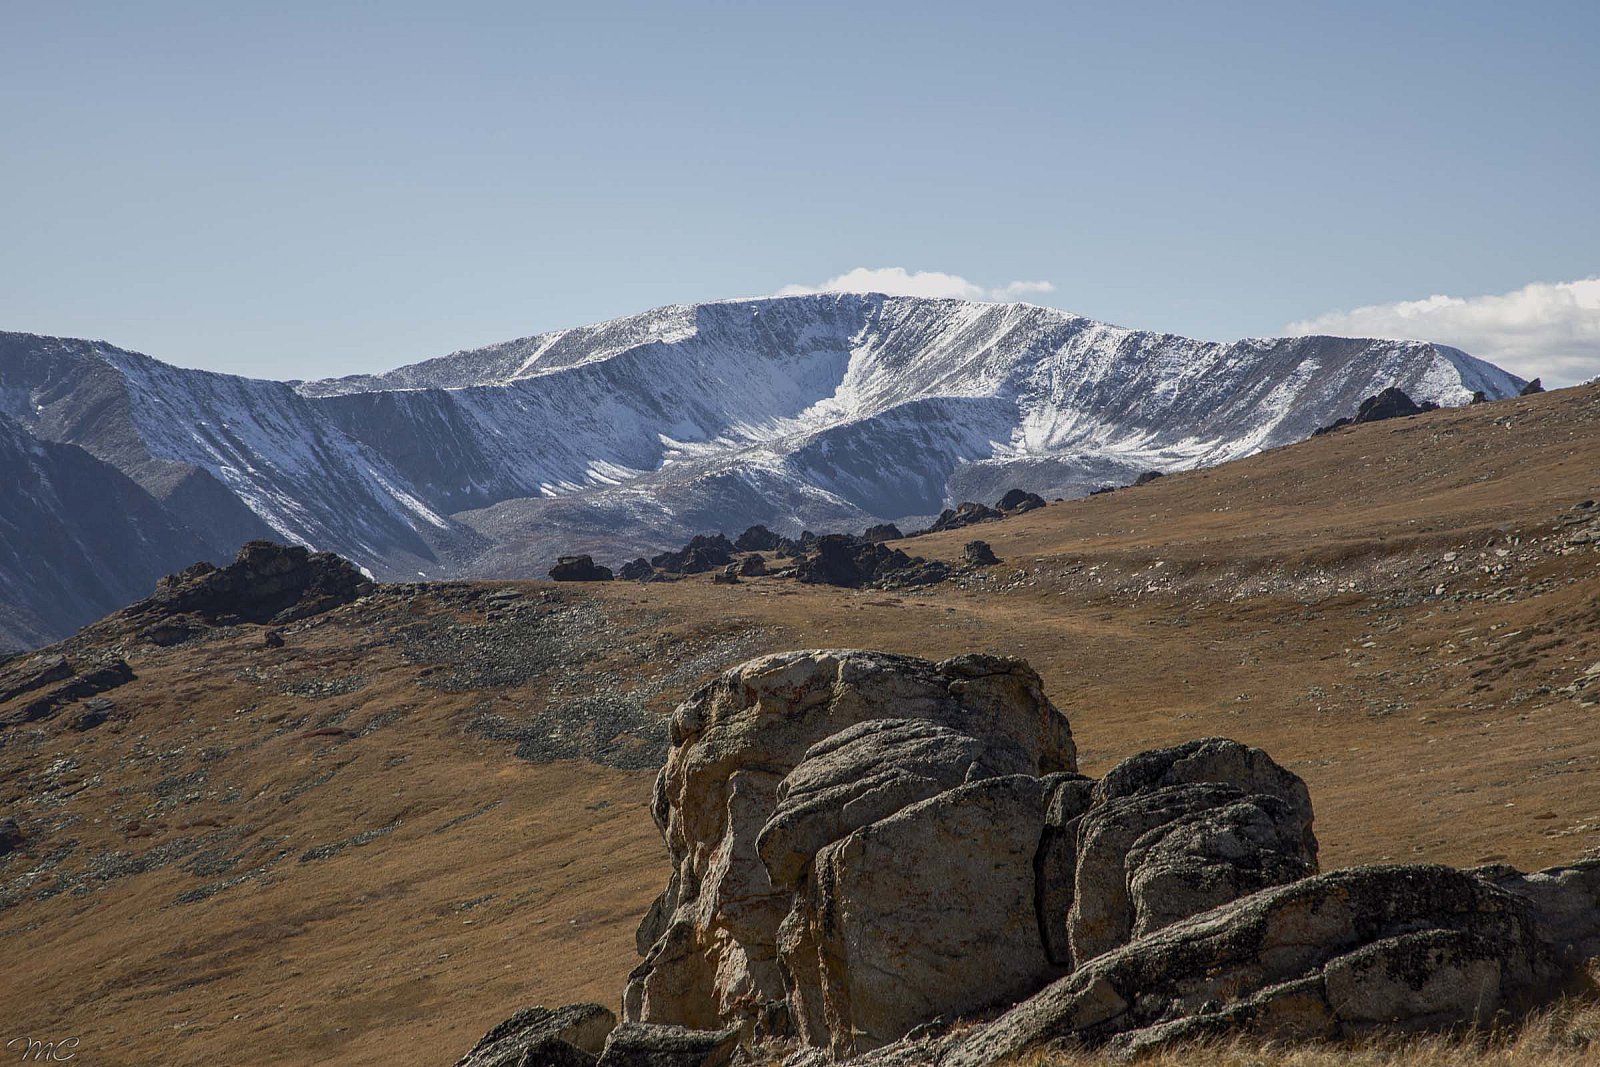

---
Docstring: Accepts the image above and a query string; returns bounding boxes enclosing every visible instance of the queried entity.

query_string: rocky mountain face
[0,295,1524,650]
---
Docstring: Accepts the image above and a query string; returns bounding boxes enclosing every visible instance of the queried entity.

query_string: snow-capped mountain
[0,293,1523,650]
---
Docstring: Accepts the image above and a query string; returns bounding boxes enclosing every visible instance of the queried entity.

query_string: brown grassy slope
[0,383,1597,1067]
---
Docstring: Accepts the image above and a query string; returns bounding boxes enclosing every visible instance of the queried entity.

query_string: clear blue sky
[4,1,1597,380]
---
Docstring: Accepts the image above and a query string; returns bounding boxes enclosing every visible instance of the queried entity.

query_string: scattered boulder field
[457,650,1600,1067]
[550,489,1047,589]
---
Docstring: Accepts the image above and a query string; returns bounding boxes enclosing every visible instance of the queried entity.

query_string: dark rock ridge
[1520,377,1545,396]
[0,652,132,735]
[455,648,1600,1067]
[118,540,374,633]
[1313,386,1440,436]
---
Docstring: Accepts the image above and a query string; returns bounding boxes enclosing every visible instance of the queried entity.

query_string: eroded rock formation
[457,648,1600,1067]
[623,650,1073,1044]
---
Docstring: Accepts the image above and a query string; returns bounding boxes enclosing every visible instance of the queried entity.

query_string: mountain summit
[0,293,1522,649]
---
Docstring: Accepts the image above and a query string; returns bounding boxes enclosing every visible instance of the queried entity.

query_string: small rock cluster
[457,649,1600,1067]
[585,489,1048,590]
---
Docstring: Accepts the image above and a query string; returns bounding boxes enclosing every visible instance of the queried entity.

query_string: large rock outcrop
[453,649,1600,1067]
[119,540,373,629]
[623,650,1074,1042]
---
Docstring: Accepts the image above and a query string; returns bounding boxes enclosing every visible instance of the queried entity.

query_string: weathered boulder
[1520,377,1545,396]
[996,489,1046,513]
[923,501,1003,534]
[1133,470,1164,486]
[652,535,735,574]
[781,774,1053,1057]
[597,1023,739,1067]
[711,565,740,585]
[963,540,999,566]
[1094,735,1315,840]
[1065,739,1318,966]
[454,1004,616,1067]
[1477,859,1600,969]
[550,555,615,582]
[734,525,784,553]
[618,558,655,581]
[1313,387,1440,435]
[861,523,904,543]
[943,865,1558,1066]
[737,554,767,577]
[624,650,1074,1038]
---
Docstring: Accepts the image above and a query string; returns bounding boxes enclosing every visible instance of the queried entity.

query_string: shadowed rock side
[456,650,1600,1067]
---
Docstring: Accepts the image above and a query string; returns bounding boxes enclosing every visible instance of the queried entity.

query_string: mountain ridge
[0,293,1524,650]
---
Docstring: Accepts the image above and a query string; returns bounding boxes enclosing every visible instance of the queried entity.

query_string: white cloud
[778,267,1056,304]
[1286,278,1600,387]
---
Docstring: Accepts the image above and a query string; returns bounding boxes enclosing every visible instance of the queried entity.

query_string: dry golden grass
[1013,1000,1600,1066]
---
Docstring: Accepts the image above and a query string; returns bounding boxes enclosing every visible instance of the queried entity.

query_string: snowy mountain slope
[0,293,1524,647]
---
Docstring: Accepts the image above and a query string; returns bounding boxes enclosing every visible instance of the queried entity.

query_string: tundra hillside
[0,383,1596,1066]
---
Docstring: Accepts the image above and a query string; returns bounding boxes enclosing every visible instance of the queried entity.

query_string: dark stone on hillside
[795,535,878,587]
[126,541,374,627]
[1313,387,1440,436]
[1089,485,1117,496]
[879,559,954,589]
[711,566,739,585]
[69,699,112,731]
[138,618,203,646]
[549,555,614,582]
[618,558,654,582]
[963,540,1000,566]
[3,659,134,729]
[997,489,1046,513]
[597,1022,739,1067]
[794,535,949,589]
[1470,390,1488,404]
[0,817,24,856]
[862,523,904,542]
[0,654,73,706]
[1134,470,1165,486]
[454,1003,616,1067]
[738,554,767,577]
[651,535,734,575]
[1520,378,1545,396]
[733,525,783,552]
[263,629,285,648]
[923,501,1004,534]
